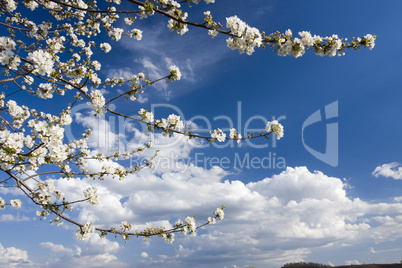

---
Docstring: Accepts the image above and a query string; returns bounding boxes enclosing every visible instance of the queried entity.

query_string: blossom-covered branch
[0,0,374,244]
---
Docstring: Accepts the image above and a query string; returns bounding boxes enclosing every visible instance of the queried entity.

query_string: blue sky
[1,1,402,267]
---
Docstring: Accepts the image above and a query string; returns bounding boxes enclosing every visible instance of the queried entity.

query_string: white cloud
[38,238,124,268]
[50,161,402,267]
[345,260,361,265]
[372,162,402,180]
[40,242,75,255]
[48,116,402,267]
[141,252,149,258]
[41,253,126,268]
[0,243,32,267]
[0,214,30,222]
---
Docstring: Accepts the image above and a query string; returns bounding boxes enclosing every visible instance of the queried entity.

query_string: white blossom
[266,120,284,140]
[87,90,105,114]
[37,83,54,99]
[130,29,143,40]
[208,29,219,38]
[185,216,197,236]
[27,49,54,76]
[10,199,21,209]
[168,65,182,81]
[214,207,224,220]
[210,128,226,142]
[138,108,154,123]
[0,197,5,209]
[100,42,112,52]
[76,222,95,240]
[109,28,124,41]
[83,187,100,205]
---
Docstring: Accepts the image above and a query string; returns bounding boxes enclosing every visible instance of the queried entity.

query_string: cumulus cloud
[45,115,402,267]
[50,162,402,267]
[38,238,125,268]
[0,243,31,267]
[372,162,402,180]
[40,242,75,255]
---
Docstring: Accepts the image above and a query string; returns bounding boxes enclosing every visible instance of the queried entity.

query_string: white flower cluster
[358,34,376,50]
[24,0,38,10]
[28,119,70,165]
[128,29,143,40]
[207,217,216,224]
[167,7,189,35]
[167,18,189,35]
[120,221,133,232]
[266,120,284,140]
[10,199,21,209]
[0,197,5,209]
[138,5,155,19]
[138,108,154,123]
[6,100,30,128]
[168,65,182,81]
[155,114,184,131]
[208,29,219,38]
[37,83,54,99]
[76,222,95,240]
[124,17,134,25]
[185,216,197,236]
[160,0,180,8]
[161,232,175,243]
[0,37,20,70]
[0,198,21,209]
[83,187,100,205]
[229,128,242,143]
[174,217,195,236]
[87,90,105,114]
[4,0,17,12]
[226,16,262,55]
[210,128,226,142]
[213,207,224,220]
[278,30,345,58]
[0,130,26,170]
[27,49,54,76]
[108,27,124,41]
[36,180,65,205]
[100,42,112,53]
[2,101,78,172]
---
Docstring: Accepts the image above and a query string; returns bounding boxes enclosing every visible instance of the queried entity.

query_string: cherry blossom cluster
[210,128,227,142]
[168,65,182,81]
[0,37,20,70]
[266,120,284,140]
[76,221,95,240]
[83,187,100,205]
[229,128,242,143]
[155,114,185,131]
[226,16,263,55]
[0,197,21,209]
[35,180,65,205]
[87,90,106,115]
